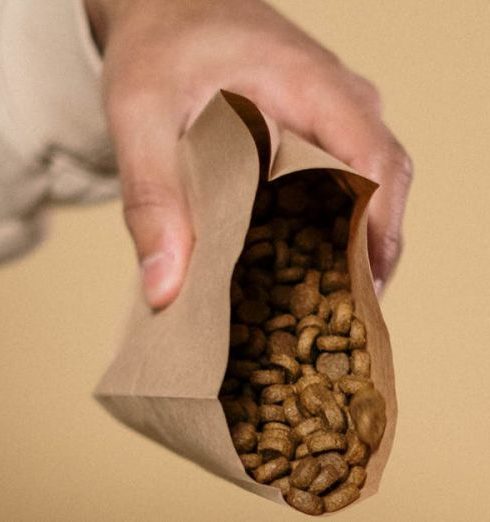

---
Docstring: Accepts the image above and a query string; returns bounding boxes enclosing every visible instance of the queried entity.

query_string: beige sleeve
[0,0,118,262]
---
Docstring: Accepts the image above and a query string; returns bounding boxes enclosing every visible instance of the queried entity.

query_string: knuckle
[387,141,414,186]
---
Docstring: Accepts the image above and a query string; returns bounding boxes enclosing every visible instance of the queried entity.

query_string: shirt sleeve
[0,0,118,262]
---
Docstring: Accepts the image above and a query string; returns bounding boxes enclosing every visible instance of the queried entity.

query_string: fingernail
[141,251,176,308]
[373,278,384,298]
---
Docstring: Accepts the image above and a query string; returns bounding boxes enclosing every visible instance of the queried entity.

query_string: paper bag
[95,91,397,512]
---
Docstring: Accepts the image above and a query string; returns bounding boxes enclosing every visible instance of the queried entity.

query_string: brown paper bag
[95,91,397,513]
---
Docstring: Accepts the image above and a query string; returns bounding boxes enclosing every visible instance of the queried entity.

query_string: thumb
[122,174,194,309]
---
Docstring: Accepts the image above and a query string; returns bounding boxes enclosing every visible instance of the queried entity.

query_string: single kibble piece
[299,383,332,416]
[308,463,340,495]
[286,487,324,516]
[274,240,290,270]
[270,285,293,310]
[305,431,346,454]
[222,399,247,425]
[316,452,349,481]
[292,417,326,442]
[331,216,350,247]
[242,241,274,265]
[350,317,367,349]
[317,335,350,352]
[320,397,346,432]
[267,330,297,358]
[350,349,371,377]
[227,359,260,380]
[349,388,386,450]
[316,352,350,381]
[238,395,260,426]
[258,432,294,460]
[246,224,273,245]
[289,456,321,489]
[344,429,369,465]
[264,314,297,333]
[295,443,310,459]
[250,369,285,387]
[323,484,361,513]
[296,315,327,335]
[297,326,321,362]
[253,456,290,484]
[329,302,353,335]
[229,324,250,347]
[239,453,262,470]
[236,300,271,325]
[275,266,306,283]
[290,283,320,319]
[230,422,257,453]
[261,384,295,404]
[289,249,312,268]
[337,375,373,395]
[283,396,306,427]
[271,476,291,496]
[246,267,274,289]
[294,227,324,253]
[262,422,290,434]
[345,466,367,488]
[269,353,301,382]
[259,404,286,423]
[321,270,350,293]
[242,327,266,359]
[295,373,331,394]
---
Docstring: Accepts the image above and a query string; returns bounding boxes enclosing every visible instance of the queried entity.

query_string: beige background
[1,1,490,521]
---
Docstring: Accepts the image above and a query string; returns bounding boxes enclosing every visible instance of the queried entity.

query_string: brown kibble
[304,269,322,289]
[261,384,295,404]
[295,373,331,394]
[246,267,274,289]
[316,352,350,381]
[316,335,350,352]
[350,349,371,377]
[274,240,290,270]
[238,395,260,427]
[227,359,260,380]
[300,364,317,377]
[290,456,321,489]
[333,251,348,272]
[242,241,274,265]
[258,432,294,460]
[299,383,332,416]
[229,324,250,347]
[230,422,257,453]
[259,404,286,423]
[345,466,367,488]
[296,315,327,335]
[321,271,350,293]
[222,399,247,424]
[245,224,273,245]
[264,314,296,333]
[350,317,367,349]
[271,476,291,496]
[337,375,373,395]
[329,302,353,335]
[344,430,369,465]
[230,280,244,307]
[262,422,291,434]
[333,390,347,408]
[295,443,310,459]
[241,327,266,359]
[244,284,269,303]
[250,369,285,387]
[292,417,326,442]
[290,283,320,319]
[320,397,346,432]
[286,487,324,516]
[294,227,324,253]
[267,330,297,358]
[305,430,346,454]
[275,266,306,283]
[317,452,349,481]
[349,388,387,450]
[253,456,290,484]
[270,218,290,240]
[269,353,301,382]
[297,326,321,362]
[270,285,292,311]
[239,453,262,471]
[283,396,306,427]
[308,464,340,495]
[323,483,360,512]
[317,296,332,321]
[236,300,270,325]
[289,249,313,268]
[315,241,333,271]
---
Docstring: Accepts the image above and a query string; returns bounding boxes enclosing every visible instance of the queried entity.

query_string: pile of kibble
[219,172,386,515]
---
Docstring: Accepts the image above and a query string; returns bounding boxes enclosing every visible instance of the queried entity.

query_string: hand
[85,0,413,308]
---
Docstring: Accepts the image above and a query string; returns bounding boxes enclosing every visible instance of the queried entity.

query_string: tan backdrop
[1,1,489,521]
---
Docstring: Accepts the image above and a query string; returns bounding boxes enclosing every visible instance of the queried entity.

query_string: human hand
[85,0,412,308]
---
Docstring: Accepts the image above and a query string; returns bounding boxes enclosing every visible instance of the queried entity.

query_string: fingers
[276,69,413,293]
[106,92,194,309]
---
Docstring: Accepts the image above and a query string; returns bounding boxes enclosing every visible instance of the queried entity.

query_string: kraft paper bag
[95,91,397,513]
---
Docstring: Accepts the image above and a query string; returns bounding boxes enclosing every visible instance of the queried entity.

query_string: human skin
[85,0,413,309]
